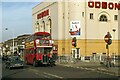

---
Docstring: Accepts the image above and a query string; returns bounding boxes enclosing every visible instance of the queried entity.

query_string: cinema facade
[32,0,120,60]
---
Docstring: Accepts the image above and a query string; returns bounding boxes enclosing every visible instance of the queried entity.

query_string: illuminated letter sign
[102,2,107,9]
[88,1,120,10]
[95,1,101,8]
[115,3,120,10]
[37,9,49,19]
[108,2,114,9]
[88,1,94,8]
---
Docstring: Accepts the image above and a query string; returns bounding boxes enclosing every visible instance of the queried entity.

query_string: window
[30,50,33,54]
[36,34,42,39]
[46,18,52,33]
[99,15,107,22]
[26,50,29,54]
[43,21,45,32]
[114,15,118,21]
[44,48,52,54]
[36,21,39,32]
[44,35,51,39]
[49,19,52,34]
[37,48,43,54]
[11,43,12,46]
[90,13,93,19]
[82,12,84,17]
[41,21,45,32]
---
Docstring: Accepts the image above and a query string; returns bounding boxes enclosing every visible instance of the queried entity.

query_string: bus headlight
[49,40,54,44]
[52,40,54,44]
[49,40,52,43]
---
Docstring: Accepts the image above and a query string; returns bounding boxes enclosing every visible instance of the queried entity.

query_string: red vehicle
[24,32,55,67]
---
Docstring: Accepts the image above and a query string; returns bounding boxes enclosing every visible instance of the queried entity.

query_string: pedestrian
[105,56,112,68]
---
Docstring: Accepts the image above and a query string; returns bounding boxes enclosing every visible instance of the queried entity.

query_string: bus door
[42,48,48,63]
[36,48,43,61]
[25,49,31,63]
[30,49,35,63]
[27,48,35,64]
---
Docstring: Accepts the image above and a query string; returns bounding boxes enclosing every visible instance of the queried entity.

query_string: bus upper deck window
[36,35,42,39]
[44,35,50,39]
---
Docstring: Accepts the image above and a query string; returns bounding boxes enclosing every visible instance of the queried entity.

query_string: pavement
[56,60,120,77]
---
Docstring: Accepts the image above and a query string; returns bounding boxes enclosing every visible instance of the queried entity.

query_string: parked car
[2,55,8,61]
[5,56,24,69]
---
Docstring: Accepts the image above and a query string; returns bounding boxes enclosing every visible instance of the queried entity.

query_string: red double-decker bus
[24,32,55,67]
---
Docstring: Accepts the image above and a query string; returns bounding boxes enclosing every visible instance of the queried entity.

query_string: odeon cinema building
[32,0,120,59]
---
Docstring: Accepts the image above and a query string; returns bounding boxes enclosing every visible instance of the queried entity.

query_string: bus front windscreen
[37,48,44,54]
[44,48,52,54]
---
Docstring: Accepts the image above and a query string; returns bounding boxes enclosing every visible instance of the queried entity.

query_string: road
[2,61,119,80]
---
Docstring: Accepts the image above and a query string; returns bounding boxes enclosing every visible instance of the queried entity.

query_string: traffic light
[107,38,112,45]
[104,32,112,45]
[72,37,77,47]
[107,32,112,45]
[107,32,112,38]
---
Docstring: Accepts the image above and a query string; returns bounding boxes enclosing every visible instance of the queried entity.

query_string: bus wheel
[8,66,11,70]
[49,62,53,67]
[33,60,37,67]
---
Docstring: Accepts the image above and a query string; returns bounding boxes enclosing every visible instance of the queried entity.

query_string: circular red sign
[72,40,74,46]
[104,35,109,43]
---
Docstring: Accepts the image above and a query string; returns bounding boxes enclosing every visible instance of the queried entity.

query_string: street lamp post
[112,28,116,65]
[13,29,14,55]
[5,28,14,55]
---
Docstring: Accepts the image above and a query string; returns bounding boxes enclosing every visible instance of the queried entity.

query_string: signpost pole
[104,32,112,68]
[107,44,109,57]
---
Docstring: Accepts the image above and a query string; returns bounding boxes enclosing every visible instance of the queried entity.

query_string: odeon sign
[88,1,120,10]
[37,9,49,19]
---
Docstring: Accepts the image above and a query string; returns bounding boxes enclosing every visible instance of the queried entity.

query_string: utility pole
[112,28,116,65]
[104,32,112,67]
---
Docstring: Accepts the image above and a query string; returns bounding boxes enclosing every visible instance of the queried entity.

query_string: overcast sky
[0,1,43,42]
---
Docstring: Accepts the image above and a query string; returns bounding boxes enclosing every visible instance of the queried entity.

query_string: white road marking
[29,68,38,72]
[96,70,117,76]
[76,67,79,68]
[43,75,51,78]
[43,72,63,79]
[29,68,63,78]
[35,72,39,75]
[29,68,51,78]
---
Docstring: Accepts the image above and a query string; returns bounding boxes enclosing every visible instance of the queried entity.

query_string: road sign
[70,21,81,36]
[104,35,109,43]
[104,32,112,45]
[72,37,77,47]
